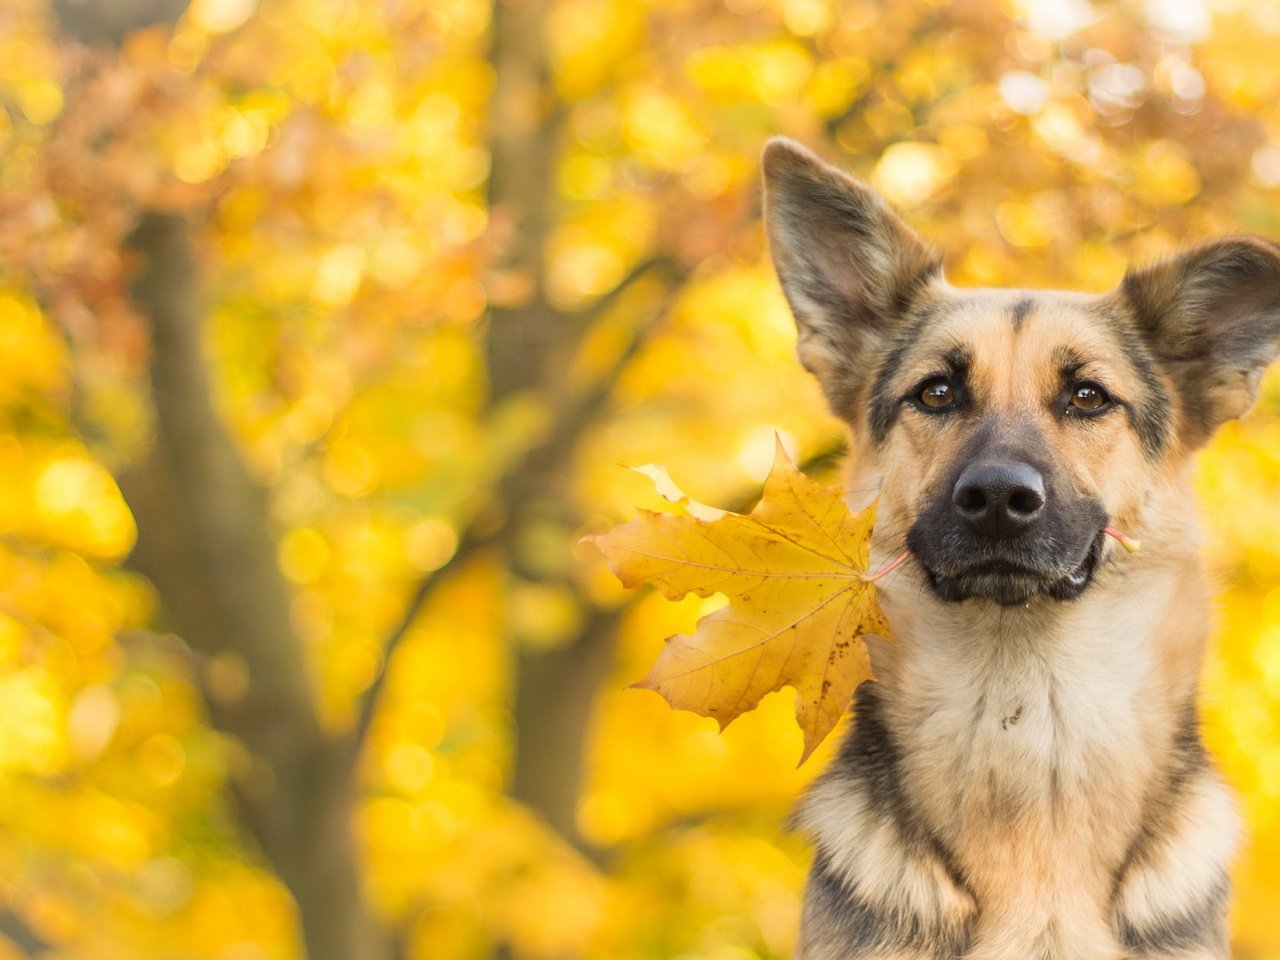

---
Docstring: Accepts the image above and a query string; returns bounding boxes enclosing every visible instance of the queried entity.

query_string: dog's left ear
[762,138,941,418]
[1116,238,1280,444]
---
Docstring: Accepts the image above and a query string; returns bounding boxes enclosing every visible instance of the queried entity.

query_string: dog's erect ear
[1117,238,1280,444]
[762,138,940,415]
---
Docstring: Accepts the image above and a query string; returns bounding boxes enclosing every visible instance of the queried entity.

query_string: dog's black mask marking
[905,429,1108,606]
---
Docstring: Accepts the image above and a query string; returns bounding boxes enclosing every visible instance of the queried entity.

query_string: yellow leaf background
[0,0,1277,958]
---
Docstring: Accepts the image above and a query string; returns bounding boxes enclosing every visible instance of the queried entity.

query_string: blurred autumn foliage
[2,0,1280,957]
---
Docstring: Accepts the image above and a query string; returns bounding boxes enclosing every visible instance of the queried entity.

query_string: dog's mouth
[920,530,1106,606]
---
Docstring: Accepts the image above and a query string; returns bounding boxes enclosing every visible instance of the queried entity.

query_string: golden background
[0,0,1277,957]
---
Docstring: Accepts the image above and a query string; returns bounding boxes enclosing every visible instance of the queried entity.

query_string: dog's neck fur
[798,462,1237,960]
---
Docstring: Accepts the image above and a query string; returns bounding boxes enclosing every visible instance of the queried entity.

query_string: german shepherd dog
[762,138,1280,960]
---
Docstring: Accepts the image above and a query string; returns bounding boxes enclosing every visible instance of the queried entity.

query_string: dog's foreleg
[1111,772,1238,960]
[796,848,974,960]
[795,807,975,960]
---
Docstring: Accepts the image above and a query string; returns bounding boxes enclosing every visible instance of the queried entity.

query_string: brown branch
[53,0,189,46]
[523,289,678,482]
[486,0,563,402]
[350,525,497,747]
[355,0,689,740]
[565,255,676,325]
[0,908,52,957]
[508,604,626,850]
[352,268,682,752]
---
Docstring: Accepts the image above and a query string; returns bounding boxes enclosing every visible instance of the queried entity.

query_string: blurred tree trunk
[486,0,631,855]
[121,214,391,960]
[62,1,647,956]
[52,7,394,960]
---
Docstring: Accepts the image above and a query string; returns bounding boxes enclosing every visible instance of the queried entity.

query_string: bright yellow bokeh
[1,0,1280,957]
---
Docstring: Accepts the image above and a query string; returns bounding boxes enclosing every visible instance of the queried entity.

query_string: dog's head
[763,138,1280,607]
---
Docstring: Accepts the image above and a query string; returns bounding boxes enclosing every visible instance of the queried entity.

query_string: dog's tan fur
[762,139,1280,960]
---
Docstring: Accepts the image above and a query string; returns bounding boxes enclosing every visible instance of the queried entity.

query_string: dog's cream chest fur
[795,554,1236,960]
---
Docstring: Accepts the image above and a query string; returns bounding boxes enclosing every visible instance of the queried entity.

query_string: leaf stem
[859,548,911,583]
[1103,526,1142,554]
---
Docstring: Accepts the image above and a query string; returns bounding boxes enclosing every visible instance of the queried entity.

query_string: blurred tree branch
[353,256,683,752]
[52,0,187,46]
[352,526,497,748]
[486,0,565,401]
[0,908,52,958]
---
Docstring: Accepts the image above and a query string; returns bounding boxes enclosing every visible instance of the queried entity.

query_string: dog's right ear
[762,138,941,416]
[1115,237,1280,447]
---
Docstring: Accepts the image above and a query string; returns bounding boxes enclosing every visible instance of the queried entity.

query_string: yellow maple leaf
[586,439,890,763]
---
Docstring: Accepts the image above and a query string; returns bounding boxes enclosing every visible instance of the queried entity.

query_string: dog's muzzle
[907,458,1108,606]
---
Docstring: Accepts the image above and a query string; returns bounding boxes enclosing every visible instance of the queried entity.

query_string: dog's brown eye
[919,379,955,410]
[1069,383,1110,412]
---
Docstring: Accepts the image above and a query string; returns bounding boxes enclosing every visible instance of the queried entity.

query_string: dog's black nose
[952,461,1046,538]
